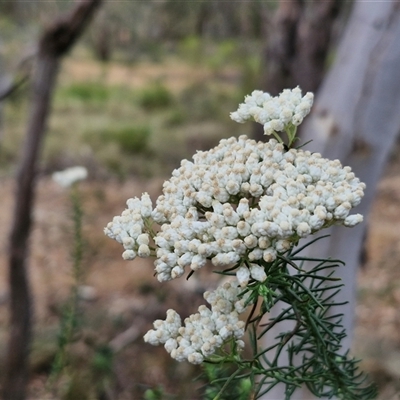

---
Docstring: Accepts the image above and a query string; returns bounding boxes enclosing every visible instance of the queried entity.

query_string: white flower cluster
[230,87,313,135]
[105,135,365,284]
[144,279,250,364]
[105,193,153,260]
[52,166,88,188]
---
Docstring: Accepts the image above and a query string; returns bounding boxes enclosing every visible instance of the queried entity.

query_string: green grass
[55,81,136,108]
[88,124,151,154]
[1,43,260,180]
[137,82,174,110]
[58,82,111,103]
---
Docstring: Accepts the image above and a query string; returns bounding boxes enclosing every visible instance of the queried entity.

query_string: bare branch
[0,52,35,102]
[0,75,29,102]
[3,1,102,399]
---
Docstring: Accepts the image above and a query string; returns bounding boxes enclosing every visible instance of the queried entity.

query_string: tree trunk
[254,0,342,141]
[261,1,400,399]
[301,0,400,344]
[263,0,342,95]
[263,0,303,96]
[4,55,59,400]
[292,0,342,93]
[2,2,102,399]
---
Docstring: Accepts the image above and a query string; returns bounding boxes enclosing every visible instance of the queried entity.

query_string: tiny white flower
[297,222,312,237]
[164,338,178,352]
[137,233,150,246]
[188,352,204,364]
[249,264,267,282]
[171,266,184,279]
[122,250,136,260]
[275,239,291,253]
[244,235,258,249]
[138,244,150,257]
[122,237,135,249]
[263,248,277,263]
[52,166,87,188]
[344,214,363,227]
[236,266,250,287]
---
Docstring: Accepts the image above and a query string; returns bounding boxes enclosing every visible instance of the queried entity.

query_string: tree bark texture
[3,56,59,400]
[263,0,303,96]
[2,2,102,399]
[254,0,342,141]
[0,47,4,141]
[261,2,400,399]
[264,0,342,95]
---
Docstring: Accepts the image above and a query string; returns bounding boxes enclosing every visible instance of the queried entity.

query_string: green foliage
[62,372,92,400]
[179,82,222,121]
[49,186,85,383]
[238,53,262,98]
[58,81,111,103]
[91,345,114,376]
[143,386,167,400]
[178,35,203,64]
[91,125,151,154]
[206,40,238,71]
[201,363,252,400]
[91,345,115,397]
[208,236,377,400]
[165,107,187,126]
[138,82,174,110]
[1,40,254,179]
[143,384,180,400]
[55,81,139,112]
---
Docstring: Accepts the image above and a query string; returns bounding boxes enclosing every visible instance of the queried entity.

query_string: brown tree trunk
[264,0,342,94]
[254,0,343,141]
[4,55,59,400]
[292,0,342,93]
[2,2,102,399]
[263,0,303,96]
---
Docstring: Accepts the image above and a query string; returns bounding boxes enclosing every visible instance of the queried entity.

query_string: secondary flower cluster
[230,87,313,135]
[144,279,250,364]
[52,166,88,188]
[105,136,365,285]
[106,193,153,260]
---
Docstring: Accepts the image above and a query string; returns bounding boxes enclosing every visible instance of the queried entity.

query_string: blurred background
[0,1,399,399]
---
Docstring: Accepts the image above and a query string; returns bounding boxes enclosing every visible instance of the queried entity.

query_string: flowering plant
[105,88,376,399]
[49,167,87,392]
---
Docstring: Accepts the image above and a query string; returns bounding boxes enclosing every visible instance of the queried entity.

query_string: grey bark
[3,2,102,399]
[261,1,400,399]
[301,0,400,344]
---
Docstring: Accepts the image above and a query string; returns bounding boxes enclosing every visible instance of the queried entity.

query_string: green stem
[47,183,85,389]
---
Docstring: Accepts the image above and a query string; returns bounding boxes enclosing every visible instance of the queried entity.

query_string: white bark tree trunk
[261,2,400,398]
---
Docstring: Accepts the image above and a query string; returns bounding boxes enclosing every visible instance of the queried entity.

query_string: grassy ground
[0,46,400,399]
[1,40,259,180]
